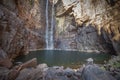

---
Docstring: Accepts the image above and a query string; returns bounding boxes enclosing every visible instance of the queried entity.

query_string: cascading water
[45,0,49,49]
[45,0,54,49]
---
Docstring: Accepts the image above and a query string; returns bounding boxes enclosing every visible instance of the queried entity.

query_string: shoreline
[28,48,109,54]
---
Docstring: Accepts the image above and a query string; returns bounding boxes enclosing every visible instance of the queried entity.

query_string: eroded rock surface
[0,0,46,58]
[55,0,120,54]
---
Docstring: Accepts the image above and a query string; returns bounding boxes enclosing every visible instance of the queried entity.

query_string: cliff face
[0,0,46,58]
[0,0,120,59]
[55,0,120,54]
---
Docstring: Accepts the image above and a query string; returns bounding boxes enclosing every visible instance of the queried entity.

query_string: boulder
[0,67,10,80]
[8,68,21,80]
[0,58,13,68]
[15,68,35,80]
[11,58,37,80]
[7,58,37,80]
[45,67,68,80]
[0,48,12,68]
[37,63,48,71]
[64,67,75,77]
[81,64,116,80]
[86,58,94,64]
[20,58,37,69]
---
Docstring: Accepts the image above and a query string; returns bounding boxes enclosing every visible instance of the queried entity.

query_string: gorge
[0,0,120,80]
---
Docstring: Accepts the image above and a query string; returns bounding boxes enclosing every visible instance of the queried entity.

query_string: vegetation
[108,56,120,68]
[104,56,120,71]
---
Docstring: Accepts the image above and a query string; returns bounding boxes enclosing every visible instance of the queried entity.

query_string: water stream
[45,0,54,49]
[50,0,55,49]
[45,0,49,49]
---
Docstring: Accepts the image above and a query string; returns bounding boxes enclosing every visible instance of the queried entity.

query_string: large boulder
[20,58,37,69]
[82,64,116,80]
[0,48,12,68]
[0,67,10,80]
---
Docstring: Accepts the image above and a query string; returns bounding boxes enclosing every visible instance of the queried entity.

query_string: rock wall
[55,0,120,54]
[0,0,120,58]
[0,0,46,58]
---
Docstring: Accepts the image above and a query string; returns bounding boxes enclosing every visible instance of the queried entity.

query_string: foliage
[107,56,120,68]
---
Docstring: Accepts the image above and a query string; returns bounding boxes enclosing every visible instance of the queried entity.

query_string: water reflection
[15,50,111,68]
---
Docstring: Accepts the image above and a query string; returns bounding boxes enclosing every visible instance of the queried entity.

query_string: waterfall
[45,0,49,49]
[50,0,54,49]
[45,0,54,49]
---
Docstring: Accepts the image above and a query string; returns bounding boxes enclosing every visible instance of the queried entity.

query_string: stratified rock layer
[0,0,46,58]
[55,0,120,54]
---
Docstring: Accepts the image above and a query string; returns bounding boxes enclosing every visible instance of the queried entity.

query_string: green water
[15,50,111,68]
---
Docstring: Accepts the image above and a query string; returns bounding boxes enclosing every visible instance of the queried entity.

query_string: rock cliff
[0,0,46,58]
[55,0,120,54]
[0,0,120,59]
